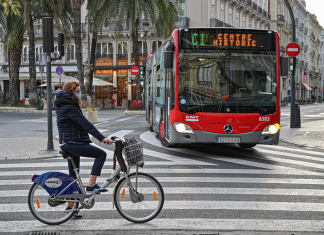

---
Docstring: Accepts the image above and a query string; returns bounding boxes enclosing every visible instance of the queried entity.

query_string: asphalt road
[0,107,324,235]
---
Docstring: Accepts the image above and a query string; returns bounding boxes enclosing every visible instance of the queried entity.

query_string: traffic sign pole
[284,0,300,128]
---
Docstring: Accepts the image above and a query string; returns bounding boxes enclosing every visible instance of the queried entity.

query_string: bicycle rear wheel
[114,172,164,223]
[28,183,79,225]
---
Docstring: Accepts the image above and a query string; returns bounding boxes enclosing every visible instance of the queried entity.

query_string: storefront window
[95,78,113,100]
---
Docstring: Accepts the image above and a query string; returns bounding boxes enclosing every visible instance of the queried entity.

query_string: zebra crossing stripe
[1,177,324,185]
[1,218,324,232]
[2,167,322,177]
[1,201,324,213]
[261,148,324,162]
[2,187,324,197]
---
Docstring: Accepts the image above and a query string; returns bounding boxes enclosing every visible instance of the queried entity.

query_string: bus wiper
[230,99,267,113]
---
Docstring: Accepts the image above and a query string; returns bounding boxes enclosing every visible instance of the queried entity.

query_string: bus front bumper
[169,127,280,145]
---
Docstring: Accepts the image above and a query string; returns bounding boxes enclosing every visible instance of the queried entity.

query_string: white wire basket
[123,142,143,166]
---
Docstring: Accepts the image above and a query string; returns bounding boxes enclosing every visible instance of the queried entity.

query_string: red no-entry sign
[131,66,140,76]
[285,42,301,57]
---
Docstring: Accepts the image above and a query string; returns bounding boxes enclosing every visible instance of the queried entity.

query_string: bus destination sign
[180,28,275,51]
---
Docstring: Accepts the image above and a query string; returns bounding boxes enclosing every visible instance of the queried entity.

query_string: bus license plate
[216,137,240,143]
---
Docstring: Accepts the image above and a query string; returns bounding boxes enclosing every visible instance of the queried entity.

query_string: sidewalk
[280,119,324,150]
[0,109,126,160]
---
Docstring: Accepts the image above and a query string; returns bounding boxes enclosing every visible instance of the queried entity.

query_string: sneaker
[66,206,82,219]
[86,184,108,193]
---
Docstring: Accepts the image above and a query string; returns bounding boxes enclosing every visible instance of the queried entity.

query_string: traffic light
[140,69,145,75]
[290,65,293,71]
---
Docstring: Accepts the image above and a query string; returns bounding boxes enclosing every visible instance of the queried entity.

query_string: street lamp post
[143,19,149,112]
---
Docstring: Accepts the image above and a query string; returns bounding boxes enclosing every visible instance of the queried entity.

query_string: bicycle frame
[56,155,141,210]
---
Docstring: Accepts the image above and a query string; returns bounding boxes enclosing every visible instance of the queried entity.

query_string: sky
[305,0,324,28]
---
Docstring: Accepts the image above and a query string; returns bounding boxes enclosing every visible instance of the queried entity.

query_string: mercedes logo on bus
[224,124,233,134]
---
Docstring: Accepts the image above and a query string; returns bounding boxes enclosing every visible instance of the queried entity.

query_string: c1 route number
[259,117,270,121]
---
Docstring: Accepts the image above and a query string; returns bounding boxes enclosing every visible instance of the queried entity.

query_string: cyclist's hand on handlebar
[102,138,113,145]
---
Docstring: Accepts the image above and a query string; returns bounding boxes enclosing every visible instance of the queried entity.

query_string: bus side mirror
[164,51,174,69]
[280,56,288,76]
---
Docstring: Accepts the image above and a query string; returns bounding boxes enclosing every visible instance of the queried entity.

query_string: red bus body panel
[169,30,281,137]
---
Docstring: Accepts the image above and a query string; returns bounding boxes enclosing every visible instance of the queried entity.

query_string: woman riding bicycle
[54,81,113,218]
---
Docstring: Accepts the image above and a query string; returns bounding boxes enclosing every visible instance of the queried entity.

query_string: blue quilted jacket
[54,90,105,144]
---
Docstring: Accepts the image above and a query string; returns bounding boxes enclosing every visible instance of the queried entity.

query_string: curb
[124,110,145,115]
[0,109,55,113]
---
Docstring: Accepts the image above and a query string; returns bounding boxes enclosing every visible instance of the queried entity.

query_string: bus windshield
[178,51,277,114]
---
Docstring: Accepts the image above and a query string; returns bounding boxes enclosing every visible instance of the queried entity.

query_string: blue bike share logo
[45,178,62,188]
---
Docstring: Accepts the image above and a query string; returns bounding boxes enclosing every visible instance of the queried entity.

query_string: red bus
[145,28,285,148]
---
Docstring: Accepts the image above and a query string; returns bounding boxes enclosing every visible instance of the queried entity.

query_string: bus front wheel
[159,120,176,148]
[238,143,257,148]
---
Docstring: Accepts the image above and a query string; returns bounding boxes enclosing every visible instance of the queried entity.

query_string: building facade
[305,12,323,99]
[0,0,272,107]
[270,0,293,99]
[321,30,324,98]
[293,0,308,99]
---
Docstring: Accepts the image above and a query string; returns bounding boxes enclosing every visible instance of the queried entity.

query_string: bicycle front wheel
[114,172,164,223]
[28,183,79,225]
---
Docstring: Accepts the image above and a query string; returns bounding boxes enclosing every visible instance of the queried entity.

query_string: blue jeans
[60,143,107,179]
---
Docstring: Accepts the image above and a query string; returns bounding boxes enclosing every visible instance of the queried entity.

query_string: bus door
[163,69,172,140]
[152,65,157,128]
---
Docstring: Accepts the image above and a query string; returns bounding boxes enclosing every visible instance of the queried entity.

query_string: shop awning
[302,82,312,90]
[94,75,113,78]
[302,70,312,90]
[129,76,144,80]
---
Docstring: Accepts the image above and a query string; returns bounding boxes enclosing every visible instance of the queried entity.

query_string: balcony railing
[263,9,267,18]
[247,0,252,7]
[277,14,285,22]
[175,17,190,28]
[131,52,145,57]
[258,6,262,15]
[252,2,257,11]
[116,54,128,59]
[210,18,233,27]
[95,53,113,59]
[33,23,86,35]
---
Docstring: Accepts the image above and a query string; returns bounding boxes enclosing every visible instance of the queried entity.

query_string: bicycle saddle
[59,150,71,159]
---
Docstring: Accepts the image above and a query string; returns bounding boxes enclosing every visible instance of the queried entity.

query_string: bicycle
[28,136,164,225]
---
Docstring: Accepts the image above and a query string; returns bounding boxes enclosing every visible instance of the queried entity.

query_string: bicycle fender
[31,171,82,196]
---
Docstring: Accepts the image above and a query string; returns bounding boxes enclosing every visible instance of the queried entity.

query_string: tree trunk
[131,19,141,101]
[28,12,38,107]
[73,1,86,101]
[87,30,97,96]
[9,46,23,106]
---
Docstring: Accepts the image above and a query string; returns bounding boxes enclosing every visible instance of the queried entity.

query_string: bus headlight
[262,124,280,135]
[173,122,194,134]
